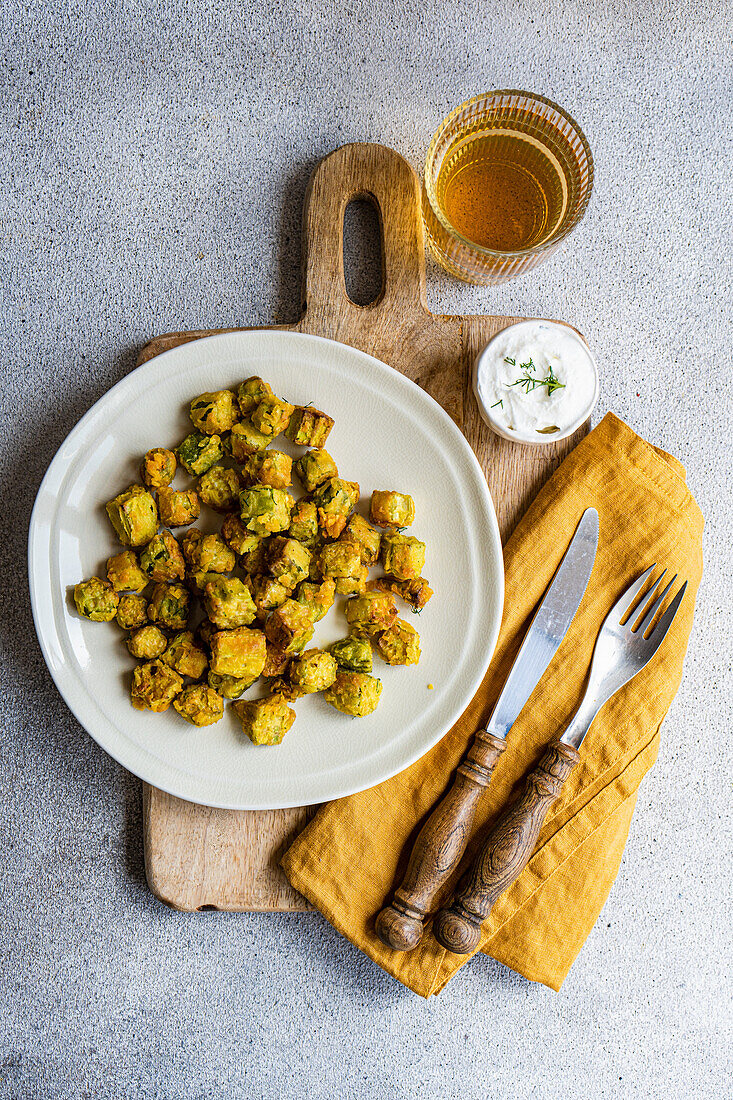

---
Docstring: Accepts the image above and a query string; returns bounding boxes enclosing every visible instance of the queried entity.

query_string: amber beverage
[423,91,594,285]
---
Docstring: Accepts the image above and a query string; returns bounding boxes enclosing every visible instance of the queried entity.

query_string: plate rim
[28,329,504,809]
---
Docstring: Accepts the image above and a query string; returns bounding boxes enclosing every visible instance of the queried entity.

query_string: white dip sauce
[475,320,597,439]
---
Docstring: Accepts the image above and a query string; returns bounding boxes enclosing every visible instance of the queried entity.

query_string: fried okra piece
[329,636,373,674]
[130,660,184,712]
[221,513,261,557]
[228,419,271,461]
[233,693,296,746]
[147,582,190,630]
[294,578,335,622]
[337,572,368,598]
[74,577,119,622]
[370,575,434,612]
[244,574,290,619]
[307,540,325,580]
[369,491,416,529]
[197,465,242,513]
[324,672,382,717]
[140,447,177,489]
[380,533,426,581]
[267,677,304,703]
[240,538,269,576]
[266,537,311,590]
[107,550,148,593]
[181,529,236,573]
[288,648,337,694]
[318,541,368,596]
[239,484,294,536]
[189,390,238,435]
[115,594,149,630]
[262,643,290,679]
[340,514,381,566]
[265,599,315,654]
[285,406,334,448]
[288,499,318,545]
[207,671,255,699]
[317,542,353,579]
[140,530,186,583]
[376,619,421,665]
[237,376,273,417]
[161,631,209,678]
[187,570,225,596]
[176,432,224,476]
[106,485,158,547]
[345,591,398,638]
[312,477,360,539]
[244,450,292,490]
[157,486,200,528]
[204,577,257,629]
[250,393,295,438]
[209,626,266,680]
[294,449,338,492]
[126,625,168,660]
[173,683,224,726]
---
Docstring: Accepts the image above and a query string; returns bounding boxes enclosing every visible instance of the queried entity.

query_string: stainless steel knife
[485,505,599,740]
[374,508,599,952]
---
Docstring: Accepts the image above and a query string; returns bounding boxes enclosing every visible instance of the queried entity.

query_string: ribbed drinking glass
[423,91,594,285]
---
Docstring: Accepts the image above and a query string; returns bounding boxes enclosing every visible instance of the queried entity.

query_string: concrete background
[1,0,731,1096]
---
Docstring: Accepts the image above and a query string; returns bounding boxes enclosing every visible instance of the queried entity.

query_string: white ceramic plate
[29,330,503,809]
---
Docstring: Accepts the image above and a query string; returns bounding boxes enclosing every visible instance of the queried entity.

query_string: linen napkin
[281,414,703,996]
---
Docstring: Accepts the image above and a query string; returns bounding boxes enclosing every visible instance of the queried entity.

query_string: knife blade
[486,506,599,741]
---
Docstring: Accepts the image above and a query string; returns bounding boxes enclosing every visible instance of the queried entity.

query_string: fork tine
[635,575,677,636]
[647,581,687,648]
[611,564,657,623]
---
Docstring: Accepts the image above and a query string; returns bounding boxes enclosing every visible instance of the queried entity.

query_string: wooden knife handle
[432,739,580,955]
[374,729,506,952]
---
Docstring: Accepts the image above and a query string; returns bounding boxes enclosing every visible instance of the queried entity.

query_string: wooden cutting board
[138,142,587,912]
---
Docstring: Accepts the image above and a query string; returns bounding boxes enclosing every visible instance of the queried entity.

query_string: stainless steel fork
[433,565,688,954]
[557,563,687,752]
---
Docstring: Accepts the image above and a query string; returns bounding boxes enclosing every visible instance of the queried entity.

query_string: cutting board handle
[301,143,427,324]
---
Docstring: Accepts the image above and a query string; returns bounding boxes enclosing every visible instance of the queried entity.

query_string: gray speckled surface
[2,1,731,1096]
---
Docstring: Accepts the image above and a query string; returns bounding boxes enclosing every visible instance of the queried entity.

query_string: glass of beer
[422,91,594,285]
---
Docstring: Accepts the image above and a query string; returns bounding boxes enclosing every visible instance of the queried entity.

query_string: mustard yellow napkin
[281,414,703,996]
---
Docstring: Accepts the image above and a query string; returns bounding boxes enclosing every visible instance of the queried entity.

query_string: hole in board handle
[343,197,384,306]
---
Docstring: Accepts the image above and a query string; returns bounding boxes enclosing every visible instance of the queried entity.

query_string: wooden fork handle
[432,739,580,955]
[374,729,506,952]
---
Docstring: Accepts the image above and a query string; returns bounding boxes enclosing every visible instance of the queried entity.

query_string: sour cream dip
[473,320,598,444]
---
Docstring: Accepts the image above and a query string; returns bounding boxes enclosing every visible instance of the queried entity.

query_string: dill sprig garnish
[508,358,566,397]
[490,399,503,410]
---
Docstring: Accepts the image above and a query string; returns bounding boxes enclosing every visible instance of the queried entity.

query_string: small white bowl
[473,319,599,445]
